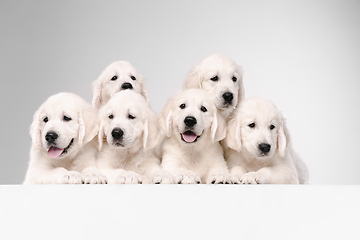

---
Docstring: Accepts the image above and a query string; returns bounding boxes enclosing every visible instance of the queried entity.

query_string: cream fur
[183,54,245,120]
[224,97,309,184]
[96,90,172,184]
[159,89,231,184]
[92,61,149,110]
[24,93,106,184]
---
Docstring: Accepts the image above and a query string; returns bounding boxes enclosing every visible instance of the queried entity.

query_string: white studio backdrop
[0,0,359,184]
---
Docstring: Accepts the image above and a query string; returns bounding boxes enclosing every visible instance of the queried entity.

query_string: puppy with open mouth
[159,89,232,184]
[24,93,107,184]
[96,90,173,184]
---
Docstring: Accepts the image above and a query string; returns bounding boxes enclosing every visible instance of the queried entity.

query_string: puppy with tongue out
[24,93,107,184]
[159,89,233,184]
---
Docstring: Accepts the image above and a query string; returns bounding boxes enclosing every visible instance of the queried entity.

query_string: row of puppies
[24,54,308,184]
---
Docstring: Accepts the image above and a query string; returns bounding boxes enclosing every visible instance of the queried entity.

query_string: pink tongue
[48,146,64,158]
[182,132,197,143]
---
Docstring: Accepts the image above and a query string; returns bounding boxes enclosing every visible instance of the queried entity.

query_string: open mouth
[47,138,74,158]
[181,131,200,143]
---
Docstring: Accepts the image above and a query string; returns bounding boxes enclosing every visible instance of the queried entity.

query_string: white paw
[240,172,267,184]
[58,171,82,184]
[175,170,201,184]
[82,171,108,184]
[116,171,142,184]
[152,170,174,184]
[207,171,233,184]
[231,175,242,184]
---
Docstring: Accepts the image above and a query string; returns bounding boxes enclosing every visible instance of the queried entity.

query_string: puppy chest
[51,158,75,171]
[242,159,270,172]
[113,153,144,174]
[181,151,209,173]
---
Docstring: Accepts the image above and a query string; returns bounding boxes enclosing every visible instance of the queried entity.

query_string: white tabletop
[0,185,359,240]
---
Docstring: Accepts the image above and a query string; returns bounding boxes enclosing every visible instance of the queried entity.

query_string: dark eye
[43,117,48,123]
[248,123,255,128]
[232,76,237,82]
[201,106,207,112]
[270,124,275,130]
[111,76,117,81]
[128,114,135,119]
[109,114,114,119]
[130,76,136,81]
[180,103,186,109]
[63,116,72,121]
[210,76,218,81]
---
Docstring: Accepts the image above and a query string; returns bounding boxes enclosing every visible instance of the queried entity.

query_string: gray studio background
[0,0,359,184]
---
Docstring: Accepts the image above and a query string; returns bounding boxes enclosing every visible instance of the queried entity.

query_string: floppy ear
[237,81,245,105]
[225,116,242,152]
[183,66,202,89]
[141,87,150,103]
[277,126,286,157]
[78,105,99,147]
[159,95,175,137]
[92,78,103,111]
[30,109,42,151]
[98,120,105,151]
[158,109,172,137]
[143,108,160,151]
[211,110,227,143]
[277,119,291,157]
[237,66,245,105]
[138,74,150,103]
[164,110,173,137]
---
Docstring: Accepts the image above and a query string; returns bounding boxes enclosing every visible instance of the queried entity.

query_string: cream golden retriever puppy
[92,61,149,110]
[225,97,309,184]
[183,54,245,120]
[96,90,172,184]
[24,93,107,184]
[159,89,232,184]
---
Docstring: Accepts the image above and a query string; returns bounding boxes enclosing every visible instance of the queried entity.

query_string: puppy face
[226,98,288,158]
[92,61,149,110]
[159,89,226,145]
[183,54,245,118]
[30,93,99,159]
[98,91,159,151]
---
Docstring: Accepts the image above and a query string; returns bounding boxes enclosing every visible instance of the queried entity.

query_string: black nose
[184,116,197,127]
[259,143,271,153]
[45,132,58,143]
[121,83,133,90]
[111,128,124,140]
[222,92,234,104]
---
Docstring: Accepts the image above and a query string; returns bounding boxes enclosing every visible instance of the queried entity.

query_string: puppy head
[98,91,159,151]
[30,93,99,159]
[183,54,245,118]
[225,98,290,158]
[159,89,226,145]
[92,61,149,110]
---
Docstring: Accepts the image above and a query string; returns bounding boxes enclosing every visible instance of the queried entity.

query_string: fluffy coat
[96,90,172,184]
[92,61,149,110]
[24,93,106,184]
[225,97,309,184]
[183,54,245,120]
[159,89,232,184]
